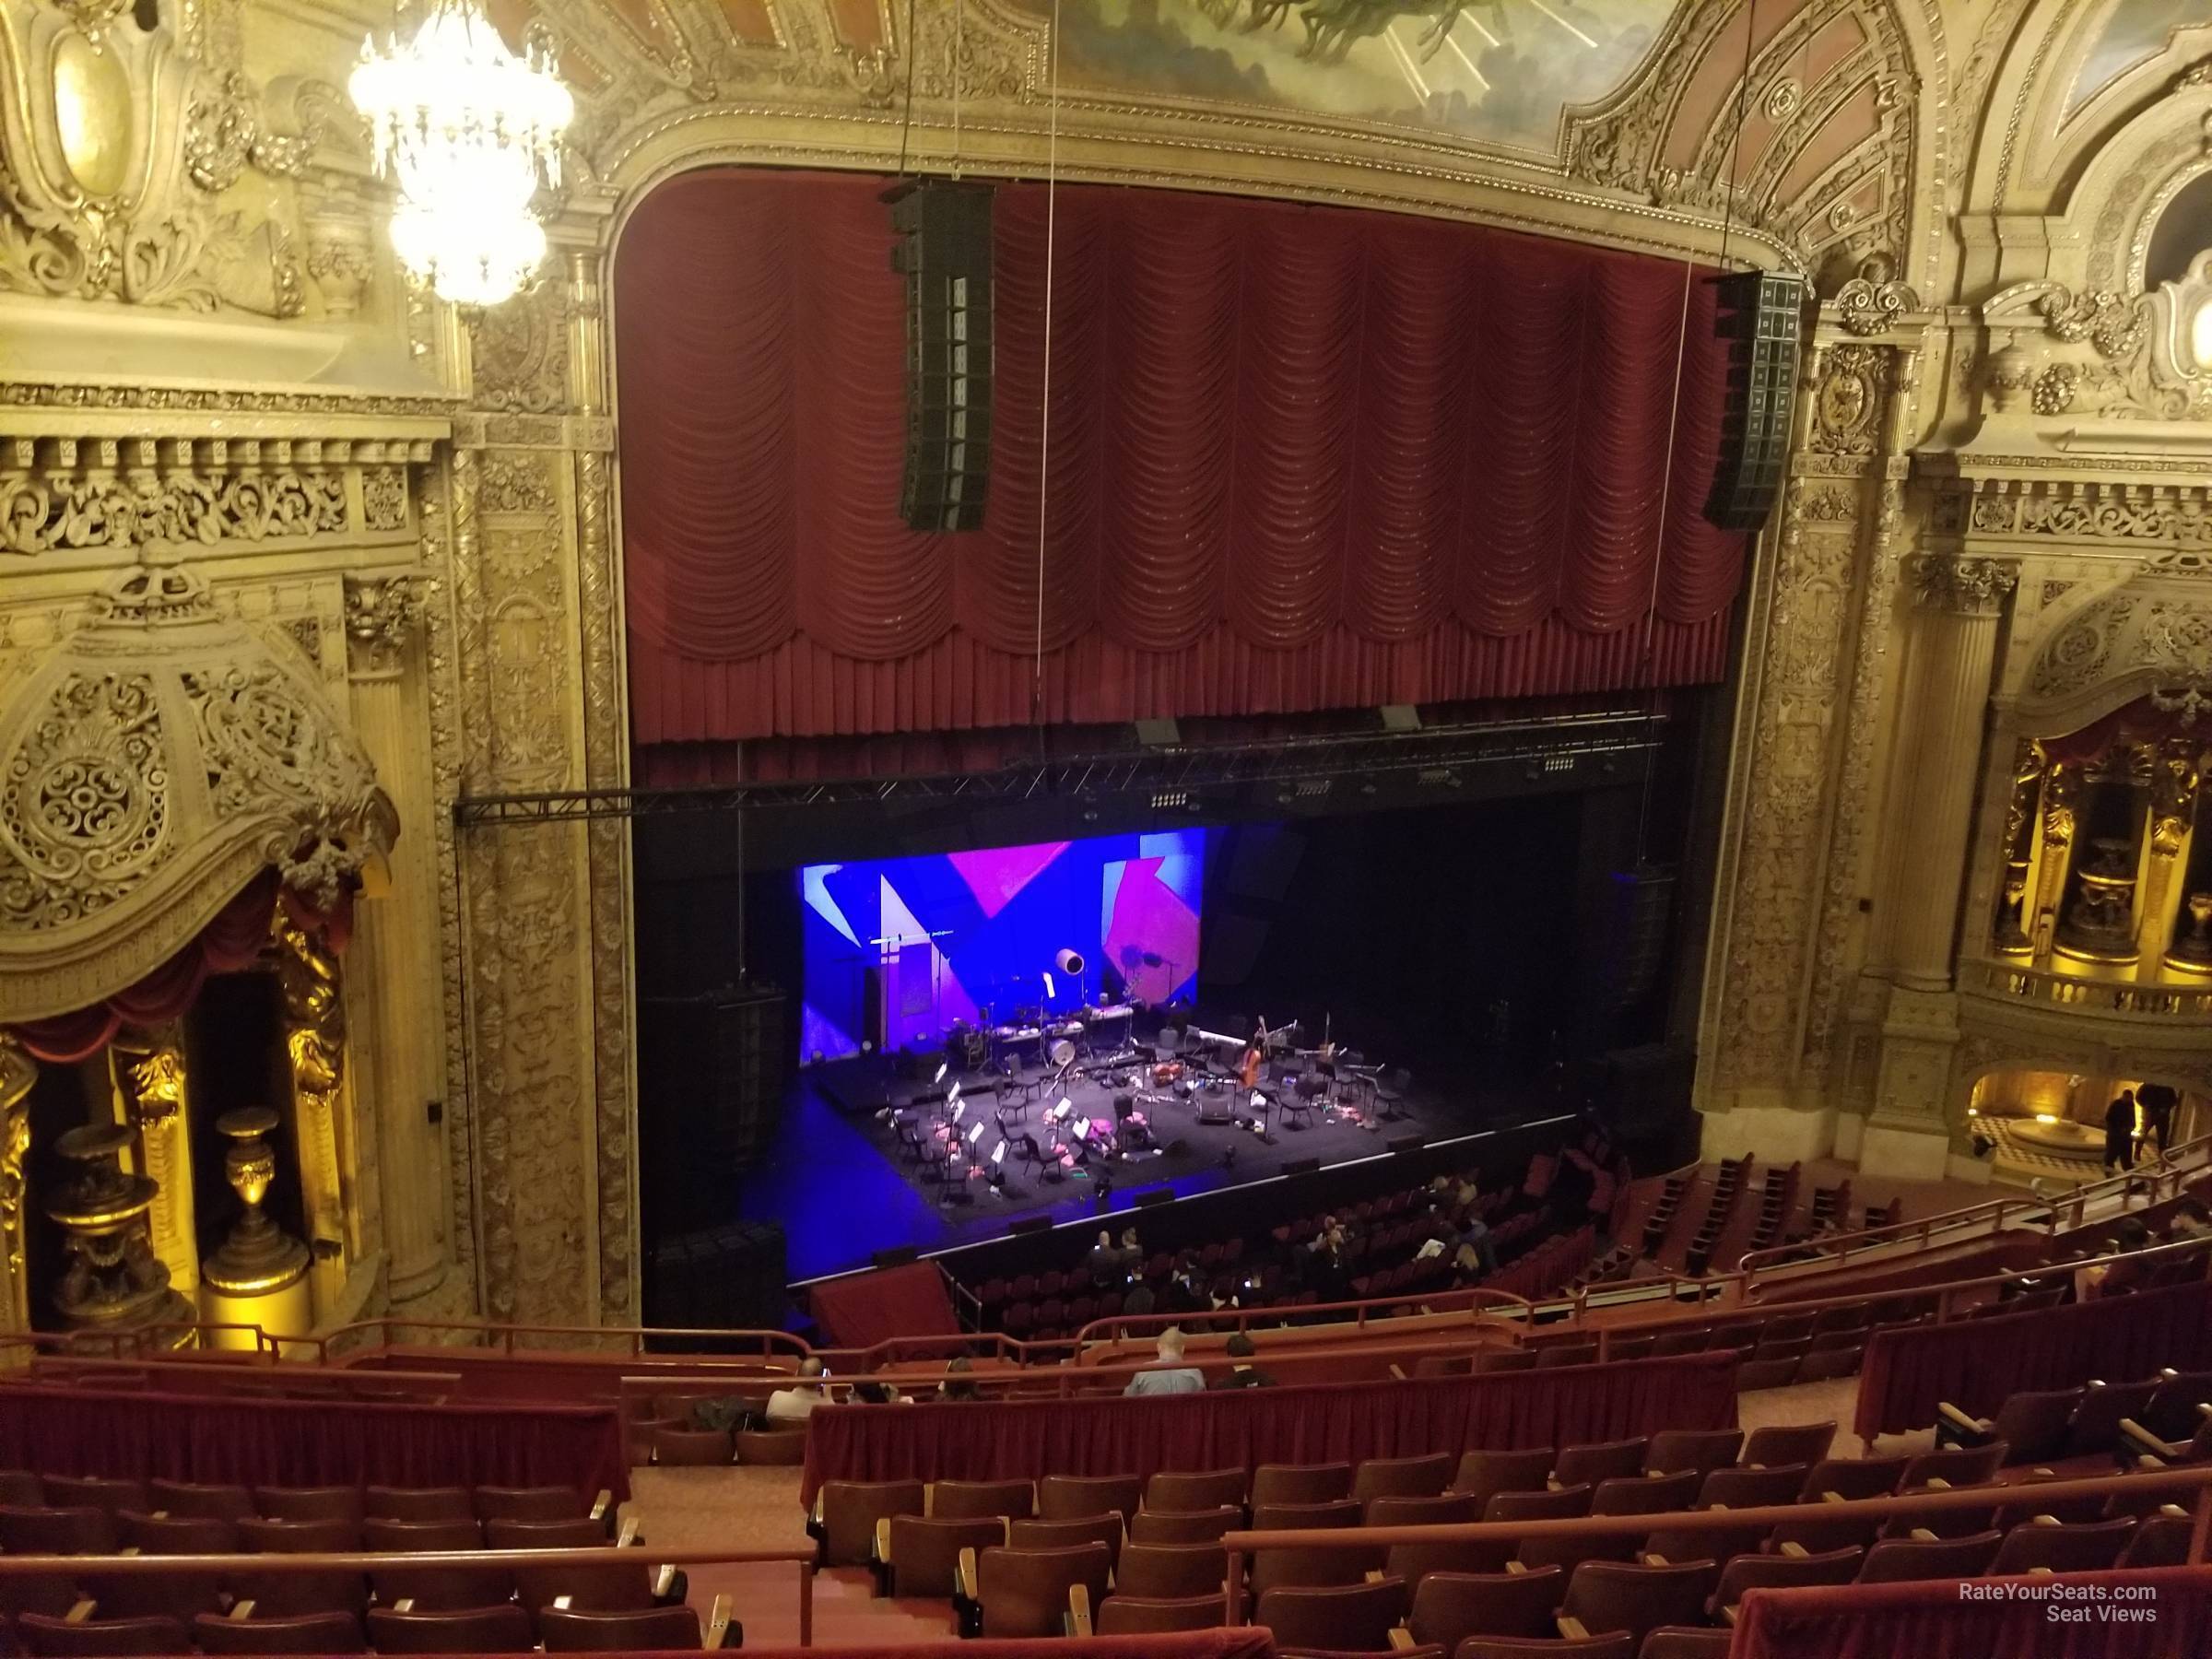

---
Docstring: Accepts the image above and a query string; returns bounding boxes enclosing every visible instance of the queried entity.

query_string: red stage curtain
[716,1636,1277,1659]
[0,1386,627,1501]
[7,872,350,1065]
[616,171,1747,750]
[1853,1280,2212,1439]
[800,1352,1736,1504]
[1733,1568,2212,1659]
[807,1262,961,1349]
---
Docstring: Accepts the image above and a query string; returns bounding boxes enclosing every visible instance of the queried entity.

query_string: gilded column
[0,1039,31,1337]
[276,912,351,1316]
[2136,742,2199,979]
[1888,556,2018,990]
[110,1025,198,1298]
[2031,760,2080,959]
[342,573,449,1302]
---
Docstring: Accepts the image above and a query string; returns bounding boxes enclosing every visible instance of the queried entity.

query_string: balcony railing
[1960,958,2212,1017]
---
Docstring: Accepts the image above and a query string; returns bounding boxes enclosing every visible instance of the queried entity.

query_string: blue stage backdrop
[798,830,1206,1063]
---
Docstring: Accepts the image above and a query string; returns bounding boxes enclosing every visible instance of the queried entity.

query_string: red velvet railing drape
[800,1352,1736,1504]
[807,1262,961,1348]
[617,171,1748,751]
[1734,1568,2212,1659]
[0,1386,627,1501]
[1854,1280,2212,1439]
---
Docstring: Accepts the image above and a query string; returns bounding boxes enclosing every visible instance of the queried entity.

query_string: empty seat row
[1935,1365,2212,1461]
[3,1600,733,1656]
[0,1478,607,1531]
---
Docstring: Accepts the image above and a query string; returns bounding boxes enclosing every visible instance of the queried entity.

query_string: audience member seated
[1123,1329,1205,1396]
[936,1358,980,1403]
[766,1359,829,1423]
[1212,1334,1276,1389]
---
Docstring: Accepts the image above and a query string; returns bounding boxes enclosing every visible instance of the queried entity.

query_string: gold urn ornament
[200,1108,310,1299]
[44,1121,193,1333]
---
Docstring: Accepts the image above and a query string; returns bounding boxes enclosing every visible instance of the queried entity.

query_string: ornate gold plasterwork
[1832,254,1923,336]
[0,547,394,1022]
[276,905,348,1295]
[0,0,312,313]
[1983,267,2212,422]
[0,435,429,562]
[343,573,429,679]
[1911,554,2018,614]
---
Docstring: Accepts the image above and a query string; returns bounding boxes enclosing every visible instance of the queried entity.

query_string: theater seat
[1738,1423,1835,1467]
[1986,1515,2136,1575]
[0,1505,113,1555]
[2117,1513,2192,1568]
[931,1479,1035,1522]
[1129,1506,1241,1546]
[1696,1464,1804,1509]
[963,1543,1112,1639]
[233,1518,367,1620]
[1639,1630,1733,1659]
[1093,1594,1224,1635]
[735,1429,808,1466]
[813,1480,925,1567]
[366,1606,536,1654]
[1590,1473,1700,1517]
[1557,1561,1711,1649]
[1406,1567,1563,1649]
[192,1610,367,1655]
[1248,1538,1387,1602]
[652,1426,733,1465]
[1642,1430,1743,1477]
[1452,1450,1556,1512]
[41,1477,149,1520]
[1712,1546,1864,1621]
[1799,1455,1907,1502]
[475,1487,599,1525]
[1114,1543,1227,1601]
[1253,1464,1355,1508]
[1368,1495,1479,1528]
[1009,1512,1124,1563]
[256,1488,364,1526]
[1253,1576,1406,1651]
[366,1488,475,1524]
[1352,1453,1453,1503]
[1145,1469,1246,1512]
[493,1517,660,1616]
[360,1520,508,1611]
[1455,1635,1633,1659]
[17,1613,188,1656]
[879,1515,1006,1598]
[1897,1442,2007,1489]
[537,1599,735,1651]
[1553,1441,1647,1488]
[1855,1530,2002,1584]
[1935,1387,2079,1465]
[1038,1474,1141,1524]
[146,1481,255,1524]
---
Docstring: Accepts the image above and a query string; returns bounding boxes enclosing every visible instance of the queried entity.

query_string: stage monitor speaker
[1706,270,1806,531]
[644,1219,786,1335]
[1009,1216,1054,1236]
[1379,704,1421,733]
[885,180,994,532]
[1283,1156,1322,1176]
[637,981,790,1241]
[872,1245,920,1269]
[1135,718,1181,747]
[1388,1133,1425,1155]
[1133,1187,1173,1208]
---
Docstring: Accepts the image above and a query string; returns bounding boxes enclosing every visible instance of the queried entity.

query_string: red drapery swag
[0,1386,628,1501]
[616,171,1748,751]
[1733,1568,2212,1659]
[5,871,352,1065]
[1854,1280,2212,1440]
[799,1351,1736,1505]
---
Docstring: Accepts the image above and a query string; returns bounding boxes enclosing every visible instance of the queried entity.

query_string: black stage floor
[735,1025,1527,1282]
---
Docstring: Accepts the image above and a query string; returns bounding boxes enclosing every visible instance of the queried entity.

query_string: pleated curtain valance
[616,170,1750,747]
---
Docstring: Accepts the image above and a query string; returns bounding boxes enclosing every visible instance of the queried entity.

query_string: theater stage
[737,1030,1531,1282]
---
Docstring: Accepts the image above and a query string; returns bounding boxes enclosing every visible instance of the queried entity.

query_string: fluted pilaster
[1888,556,2017,991]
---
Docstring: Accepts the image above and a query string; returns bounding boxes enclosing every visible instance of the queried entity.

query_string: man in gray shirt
[1123,1327,1206,1395]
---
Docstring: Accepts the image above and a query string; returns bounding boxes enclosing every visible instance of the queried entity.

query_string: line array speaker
[637,982,790,1241]
[885,180,994,532]
[1706,270,1806,531]
[1600,865,1678,1011]
[644,1220,787,1335]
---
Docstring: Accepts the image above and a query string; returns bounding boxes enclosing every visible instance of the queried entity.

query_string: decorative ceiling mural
[2067,0,2206,116]
[1021,0,1679,150]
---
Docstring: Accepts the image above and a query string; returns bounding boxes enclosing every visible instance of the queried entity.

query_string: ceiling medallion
[348,0,572,307]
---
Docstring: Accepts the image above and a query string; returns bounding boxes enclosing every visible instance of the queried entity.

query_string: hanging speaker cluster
[1706,269,1806,532]
[884,179,995,532]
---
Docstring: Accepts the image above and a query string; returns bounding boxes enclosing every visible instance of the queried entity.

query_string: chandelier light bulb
[349,0,573,307]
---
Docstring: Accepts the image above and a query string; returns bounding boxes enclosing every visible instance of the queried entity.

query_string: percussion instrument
[1153,1061,1184,1085]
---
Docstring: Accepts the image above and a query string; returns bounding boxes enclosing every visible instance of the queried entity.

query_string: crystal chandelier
[348,0,573,307]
